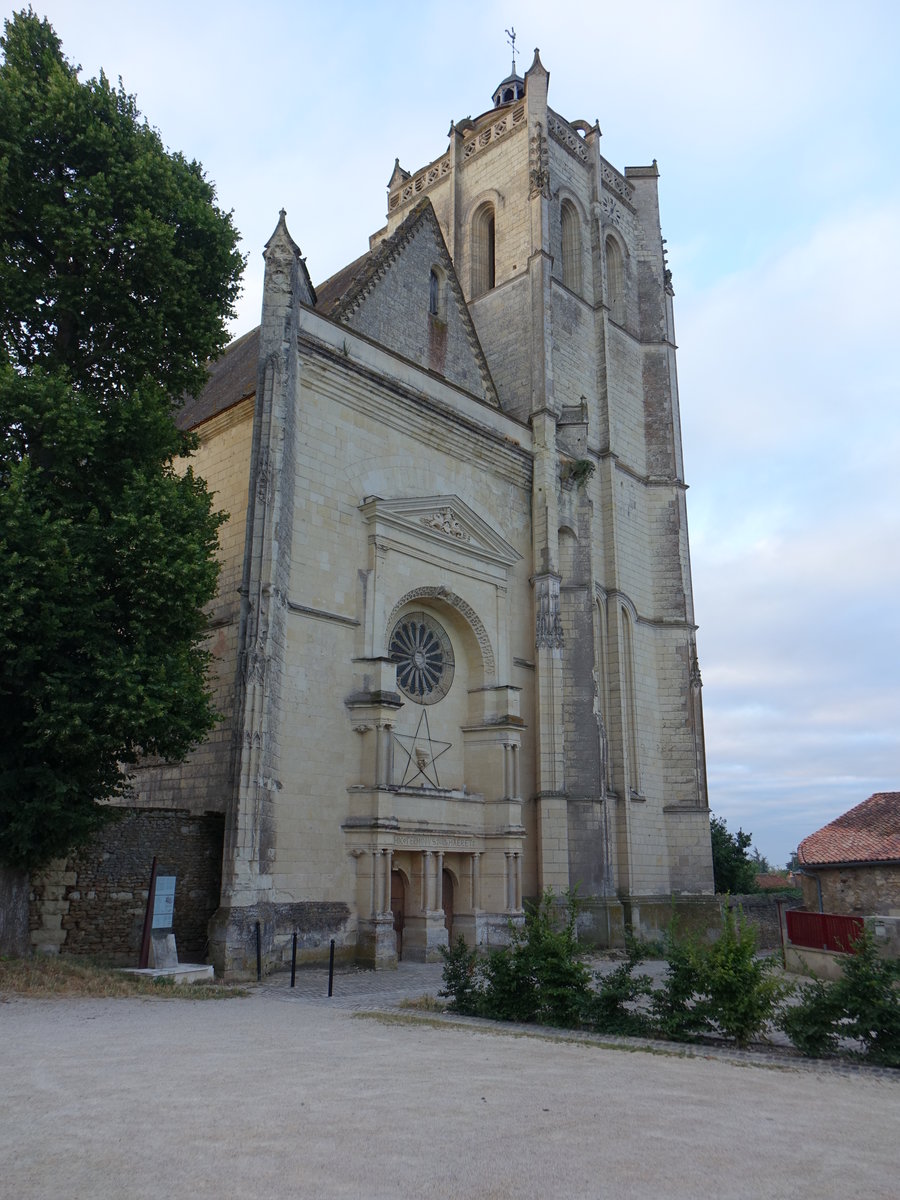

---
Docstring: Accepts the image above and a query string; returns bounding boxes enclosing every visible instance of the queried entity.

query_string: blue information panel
[152,876,176,930]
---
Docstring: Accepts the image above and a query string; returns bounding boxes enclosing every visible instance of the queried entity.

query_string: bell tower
[379,49,714,933]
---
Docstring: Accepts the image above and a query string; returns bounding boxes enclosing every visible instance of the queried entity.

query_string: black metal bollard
[327,938,335,997]
[290,931,297,988]
[255,920,262,982]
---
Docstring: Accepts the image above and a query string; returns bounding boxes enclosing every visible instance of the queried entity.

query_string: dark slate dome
[492,67,525,108]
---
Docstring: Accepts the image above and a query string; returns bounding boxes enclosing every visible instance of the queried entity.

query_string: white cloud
[677,193,900,860]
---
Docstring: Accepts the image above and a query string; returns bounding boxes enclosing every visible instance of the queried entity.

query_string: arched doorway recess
[442,869,454,942]
[390,869,406,959]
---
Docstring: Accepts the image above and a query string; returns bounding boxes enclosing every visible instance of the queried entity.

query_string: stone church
[34,50,716,974]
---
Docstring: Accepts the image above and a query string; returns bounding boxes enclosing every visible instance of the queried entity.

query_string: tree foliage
[0,11,243,868]
[709,814,758,893]
[0,10,241,398]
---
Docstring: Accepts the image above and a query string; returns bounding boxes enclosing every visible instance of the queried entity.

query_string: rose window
[389,612,454,705]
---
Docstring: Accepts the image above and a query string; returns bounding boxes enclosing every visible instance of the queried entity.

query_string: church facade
[131,50,715,976]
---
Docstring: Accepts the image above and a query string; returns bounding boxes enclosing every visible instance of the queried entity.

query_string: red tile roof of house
[755,872,797,890]
[797,792,900,867]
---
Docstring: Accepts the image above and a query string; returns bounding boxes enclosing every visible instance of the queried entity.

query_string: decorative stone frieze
[547,111,589,164]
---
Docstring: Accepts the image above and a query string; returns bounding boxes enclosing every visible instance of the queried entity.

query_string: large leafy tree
[709,815,758,894]
[0,10,243,868]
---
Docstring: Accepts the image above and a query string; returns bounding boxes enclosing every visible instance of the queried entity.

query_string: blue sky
[34,0,900,866]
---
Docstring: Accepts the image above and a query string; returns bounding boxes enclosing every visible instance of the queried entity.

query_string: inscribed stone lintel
[393,835,475,849]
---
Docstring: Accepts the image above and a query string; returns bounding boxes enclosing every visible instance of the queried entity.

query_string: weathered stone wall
[577,894,789,951]
[723,893,791,950]
[209,899,353,979]
[29,810,224,962]
[800,864,900,916]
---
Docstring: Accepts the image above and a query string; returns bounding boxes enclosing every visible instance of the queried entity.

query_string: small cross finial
[505,26,517,72]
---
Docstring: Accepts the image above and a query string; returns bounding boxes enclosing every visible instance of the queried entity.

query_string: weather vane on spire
[505,26,517,73]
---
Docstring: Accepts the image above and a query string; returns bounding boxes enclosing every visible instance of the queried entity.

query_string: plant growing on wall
[560,459,595,489]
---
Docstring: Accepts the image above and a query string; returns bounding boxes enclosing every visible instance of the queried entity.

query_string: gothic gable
[330,200,499,407]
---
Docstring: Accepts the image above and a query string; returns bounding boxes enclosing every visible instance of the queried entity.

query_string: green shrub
[479,941,538,1022]
[834,930,900,1067]
[778,978,843,1058]
[778,930,899,1065]
[586,940,654,1036]
[698,905,787,1047]
[439,891,594,1029]
[650,910,786,1047]
[650,924,710,1041]
[438,935,481,1015]
[522,890,593,1028]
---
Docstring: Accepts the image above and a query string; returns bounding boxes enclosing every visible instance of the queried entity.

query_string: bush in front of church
[439,890,593,1028]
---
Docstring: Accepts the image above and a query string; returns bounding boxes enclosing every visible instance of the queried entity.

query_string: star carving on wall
[392,708,452,788]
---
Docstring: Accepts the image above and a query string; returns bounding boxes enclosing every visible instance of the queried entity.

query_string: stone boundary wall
[723,892,798,950]
[29,809,224,963]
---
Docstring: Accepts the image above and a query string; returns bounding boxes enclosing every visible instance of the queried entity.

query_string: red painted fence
[785,909,864,954]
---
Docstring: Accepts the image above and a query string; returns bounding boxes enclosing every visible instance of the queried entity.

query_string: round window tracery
[389,611,454,705]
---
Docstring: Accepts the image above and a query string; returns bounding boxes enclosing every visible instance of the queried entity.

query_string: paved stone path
[262,959,447,1007]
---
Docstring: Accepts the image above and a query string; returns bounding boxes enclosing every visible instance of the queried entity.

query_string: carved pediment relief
[359,494,521,571]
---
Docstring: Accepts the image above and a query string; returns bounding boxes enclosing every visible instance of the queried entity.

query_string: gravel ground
[1,963,897,1200]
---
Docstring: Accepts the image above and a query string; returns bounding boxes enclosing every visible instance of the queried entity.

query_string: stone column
[371,849,379,917]
[514,852,523,911]
[505,851,515,913]
[471,852,481,910]
[384,723,395,787]
[434,852,444,913]
[374,724,387,787]
[382,849,392,916]
[422,851,433,912]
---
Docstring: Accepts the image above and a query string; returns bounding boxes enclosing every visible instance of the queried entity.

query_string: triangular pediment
[332,200,499,407]
[359,494,521,568]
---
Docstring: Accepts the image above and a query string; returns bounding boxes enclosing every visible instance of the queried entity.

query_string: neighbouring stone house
[796,792,900,915]
[32,50,716,975]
